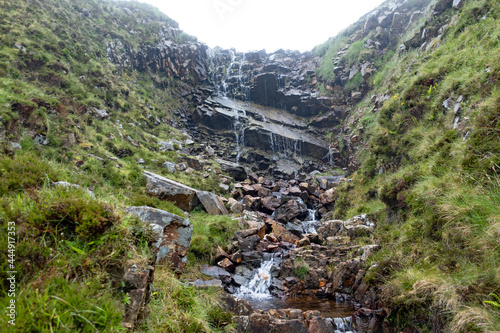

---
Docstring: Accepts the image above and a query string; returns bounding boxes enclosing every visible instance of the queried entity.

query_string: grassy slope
[316,0,500,331]
[0,0,238,331]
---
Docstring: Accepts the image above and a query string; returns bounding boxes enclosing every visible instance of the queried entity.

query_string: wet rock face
[210,49,333,117]
[250,73,279,106]
[126,206,193,273]
[194,97,331,167]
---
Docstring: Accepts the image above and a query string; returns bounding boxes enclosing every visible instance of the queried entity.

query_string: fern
[483,293,500,308]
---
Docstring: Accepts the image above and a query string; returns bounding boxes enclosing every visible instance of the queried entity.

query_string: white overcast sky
[136,0,386,52]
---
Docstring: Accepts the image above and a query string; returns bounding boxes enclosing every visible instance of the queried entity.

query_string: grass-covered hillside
[314,0,500,331]
[0,0,499,332]
[0,0,239,331]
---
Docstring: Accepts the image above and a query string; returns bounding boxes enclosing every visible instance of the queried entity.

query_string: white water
[333,316,355,332]
[301,209,319,234]
[270,133,302,159]
[218,50,236,97]
[232,108,246,163]
[235,257,275,299]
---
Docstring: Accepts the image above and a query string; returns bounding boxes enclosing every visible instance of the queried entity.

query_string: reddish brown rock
[261,196,282,214]
[121,266,154,329]
[228,198,244,214]
[215,246,229,263]
[330,259,362,294]
[274,199,308,223]
[308,318,334,333]
[217,258,235,273]
[353,308,386,333]
[289,186,302,196]
[243,184,258,196]
[257,186,272,198]
[243,195,262,211]
[271,221,300,244]
[319,188,336,205]
[230,251,243,264]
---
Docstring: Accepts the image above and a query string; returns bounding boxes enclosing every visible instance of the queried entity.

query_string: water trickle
[332,316,355,332]
[237,53,250,100]
[235,257,276,300]
[232,108,246,163]
[219,50,236,97]
[270,133,303,159]
[327,145,335,164]
[301,209,320,234]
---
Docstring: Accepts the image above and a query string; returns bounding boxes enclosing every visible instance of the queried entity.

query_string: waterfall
[301,209,320,234]
[326,144,335,164]
[235,257,275,299]
[270,133,303,159]
[219,50,236,97]
[232,108,246,163]
[237,53,249,100]
[332,316,355,332]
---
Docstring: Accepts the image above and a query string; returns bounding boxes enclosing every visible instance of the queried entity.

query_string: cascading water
[333,316,355,333]
[237,53,250,100]
[235,257,275,299]
[218,50,236,97]
[301,209,320,234]
[232,108,246,163]
[270,133,303,159]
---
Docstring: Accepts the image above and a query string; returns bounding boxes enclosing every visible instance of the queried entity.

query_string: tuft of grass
[294,257,309,280]
[139,269,233,332]
[188,211,243,263]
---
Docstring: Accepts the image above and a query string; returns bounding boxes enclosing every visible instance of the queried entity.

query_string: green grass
[328,0,500,330]
[294,257,309,280]
[140,270,233,332]
[188,211,243,263]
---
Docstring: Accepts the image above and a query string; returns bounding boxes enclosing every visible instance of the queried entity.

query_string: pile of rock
[229,173,346,225]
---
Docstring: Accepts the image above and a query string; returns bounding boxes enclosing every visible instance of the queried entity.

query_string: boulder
[308,318,335,333]
[197,191,229,215]
[361,62,376,81]
[317,220,344,242]
[243,195,262,211]
[274,199,308,223]
[261,196,282,214]
[200,265,232,283]
[238,234,261,251]
[319,189,335,205]
[161,161,176,173]
[271,221,300,244]
[250,73,278,106]
[330,259,361,294]
[217,159,248,181]
[126,206,193,272]
[218,258,235,273]
[353,308,386,333]
[228,198,244,214]
[271,319,308,333]
[220,292,253,316]
[144,171,200,211]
